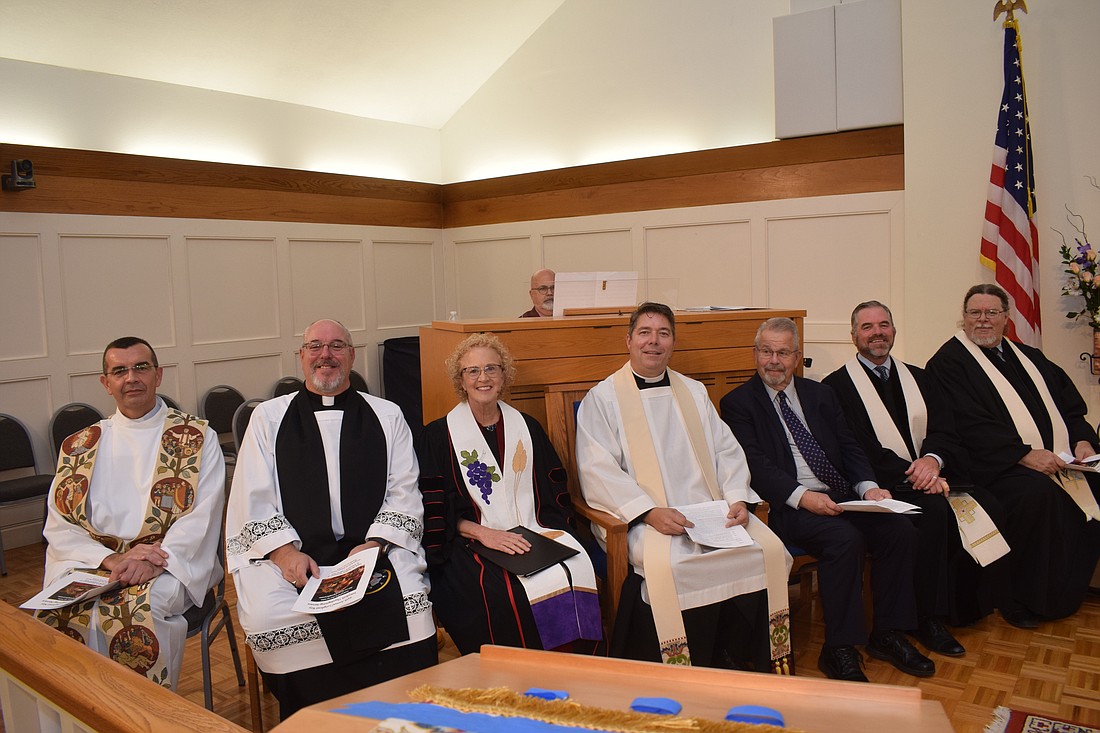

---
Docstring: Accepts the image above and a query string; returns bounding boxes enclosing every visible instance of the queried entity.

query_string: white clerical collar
[632,368,668,384]
[322,395,335,407]
[856,353,893,374]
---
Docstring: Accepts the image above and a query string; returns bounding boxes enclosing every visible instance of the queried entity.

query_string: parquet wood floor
[2,541,1097,732]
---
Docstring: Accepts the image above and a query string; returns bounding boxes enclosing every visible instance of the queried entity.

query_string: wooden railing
[0,600,247,733]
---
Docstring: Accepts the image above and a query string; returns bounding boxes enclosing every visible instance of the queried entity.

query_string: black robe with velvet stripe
[417,410,584,654]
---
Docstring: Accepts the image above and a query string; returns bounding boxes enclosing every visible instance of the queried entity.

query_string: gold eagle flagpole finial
[993,0,1028,27]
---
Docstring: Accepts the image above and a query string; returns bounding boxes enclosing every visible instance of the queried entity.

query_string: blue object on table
[726,704,785,727]
[630,697,681,715]
[525,688,569,701]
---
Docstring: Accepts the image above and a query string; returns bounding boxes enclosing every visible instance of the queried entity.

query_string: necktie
[776,391,850,494]
[874,365,889,381]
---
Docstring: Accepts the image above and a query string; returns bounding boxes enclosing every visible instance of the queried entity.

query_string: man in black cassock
[823,300,1010,648]
[926,284,1100,626]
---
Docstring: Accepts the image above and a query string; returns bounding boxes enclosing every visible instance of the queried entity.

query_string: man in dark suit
[721,317,932,682]
[822,300,1009,649]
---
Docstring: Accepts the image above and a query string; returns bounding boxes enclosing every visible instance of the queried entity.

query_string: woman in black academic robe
[417,332,603,655]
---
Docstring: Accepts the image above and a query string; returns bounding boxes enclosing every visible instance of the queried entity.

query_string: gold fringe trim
[408,685,799,733]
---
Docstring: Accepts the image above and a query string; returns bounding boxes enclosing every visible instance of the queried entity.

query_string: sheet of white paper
[1058,450,1100,468]
[676,500,753,548]
[838,498,921,514]
[20,569,121,610]
[552,271,638,316]
[680,305,754,311]
[291,547,379,614]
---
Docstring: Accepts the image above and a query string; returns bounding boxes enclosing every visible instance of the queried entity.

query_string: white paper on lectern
[552,272,638,317]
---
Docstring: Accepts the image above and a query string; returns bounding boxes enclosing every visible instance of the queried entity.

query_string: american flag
[979,21,1040,347]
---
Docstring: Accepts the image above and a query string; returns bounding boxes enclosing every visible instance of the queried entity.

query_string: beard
[309,360,346,393]
[967,328,1002,348]
[761,366,790,389]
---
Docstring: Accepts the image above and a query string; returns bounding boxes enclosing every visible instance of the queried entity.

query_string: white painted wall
[0,58,443,182]
[441,0,789,182]
[901,0,1100,407]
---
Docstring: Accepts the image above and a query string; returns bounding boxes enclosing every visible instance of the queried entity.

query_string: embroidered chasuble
[842,359,1011,566]
[577,363,792,672]
[37,407,214,687]
[952,332,1100,521]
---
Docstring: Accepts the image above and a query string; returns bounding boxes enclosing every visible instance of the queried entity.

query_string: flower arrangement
[1060,179,1100,330]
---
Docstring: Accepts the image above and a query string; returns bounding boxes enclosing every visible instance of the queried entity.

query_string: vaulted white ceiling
[0,0,565,129]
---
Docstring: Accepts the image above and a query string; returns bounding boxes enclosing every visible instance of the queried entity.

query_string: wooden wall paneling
[3,127,902,229]
[443,156,903,227]
[0,143,444,228]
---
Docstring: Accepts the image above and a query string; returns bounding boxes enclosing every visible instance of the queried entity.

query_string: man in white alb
[576,302,792,673]
[37,336,225,690]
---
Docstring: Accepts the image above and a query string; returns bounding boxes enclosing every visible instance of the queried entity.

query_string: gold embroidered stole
[36,409,208,686]
[954,332,1100,521]
[844,359,1011,566]
[612,364,792,672]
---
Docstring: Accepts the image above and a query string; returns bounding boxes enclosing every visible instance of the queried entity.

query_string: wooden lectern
[419,309,806,619]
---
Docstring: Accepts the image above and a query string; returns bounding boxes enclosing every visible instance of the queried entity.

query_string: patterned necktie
[776,391,850,494]
[874,365,890,381]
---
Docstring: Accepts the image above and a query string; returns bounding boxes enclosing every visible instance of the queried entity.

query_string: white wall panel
[373,240,437,330]
[773,6,837,138]
[289,239,367,335]
[836,0,902,131]
[454,237,533,319]
[644,221,753,309]
[59,235,175,355]
[765,210,893,377]
[68,372,115,416]
[187,237,279,345]
[0,235,48,361]
[542,229,634,273]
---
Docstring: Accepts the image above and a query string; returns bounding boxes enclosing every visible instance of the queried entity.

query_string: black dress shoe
[818,645,868,682]
[913,617,965,656]
[867,630,936,677]
[1000,604,1040,629]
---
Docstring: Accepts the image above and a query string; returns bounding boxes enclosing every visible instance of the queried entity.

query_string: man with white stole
[37,336,225,690]
[576,302,792,673]
[927,284,1100,625]
[227,319,436,720]
[822,300,1011,650]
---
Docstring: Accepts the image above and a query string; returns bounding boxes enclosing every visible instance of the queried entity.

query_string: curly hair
[444,332,517,401]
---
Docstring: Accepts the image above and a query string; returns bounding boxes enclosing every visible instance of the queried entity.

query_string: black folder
[470,526,579,577]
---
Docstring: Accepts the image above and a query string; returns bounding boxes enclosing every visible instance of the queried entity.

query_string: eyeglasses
[461,364,503,379]
[105,362,155,379]
[301,340,350,354]
[755,347,797,360]
[964,309,1006,319]
[530,285,555,294]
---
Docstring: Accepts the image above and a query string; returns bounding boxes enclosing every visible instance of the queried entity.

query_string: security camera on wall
[2,159,36,190]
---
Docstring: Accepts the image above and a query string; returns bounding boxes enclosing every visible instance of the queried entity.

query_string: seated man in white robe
[37,336,226,690]
[227,318,436,719]
[576,302,792,673]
